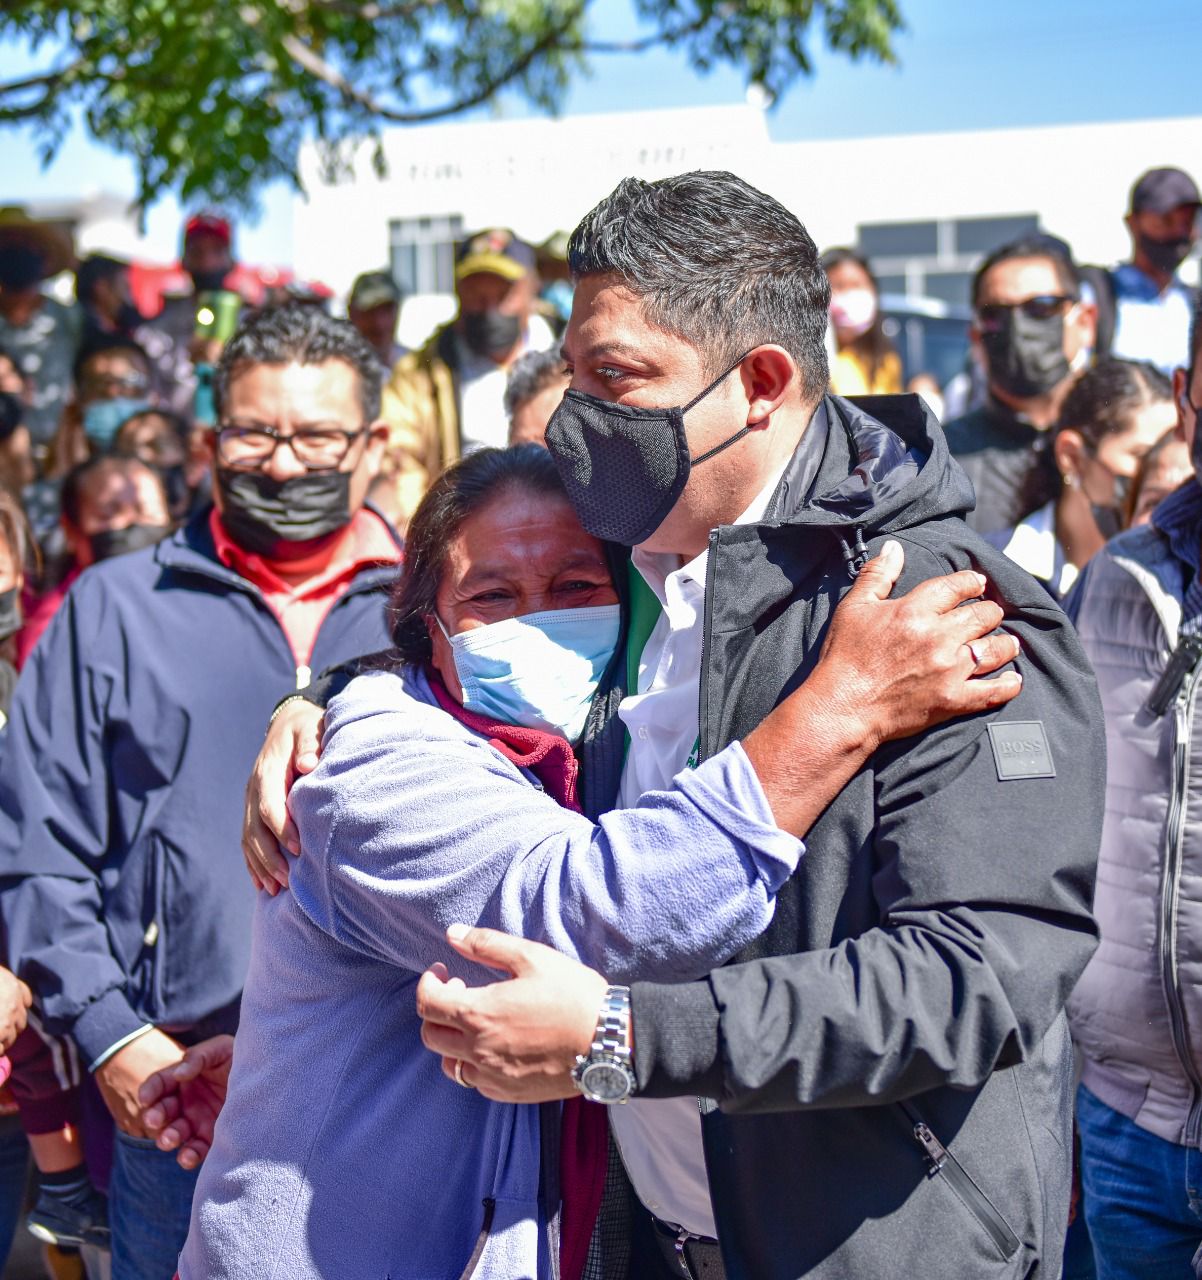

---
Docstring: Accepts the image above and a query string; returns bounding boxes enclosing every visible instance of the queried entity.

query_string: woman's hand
[743,540,1022,838]
[0,967,31,1053]
[242,701,324,894]
[138,1035,235,1170]
[815,539,1021,748]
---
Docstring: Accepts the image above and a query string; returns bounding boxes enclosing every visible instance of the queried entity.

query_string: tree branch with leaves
[0,0,904,210]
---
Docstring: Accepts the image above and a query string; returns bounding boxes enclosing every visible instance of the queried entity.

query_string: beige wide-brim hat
[0,208,75,278]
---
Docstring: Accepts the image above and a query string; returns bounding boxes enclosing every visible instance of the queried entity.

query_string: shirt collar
[1152,477,1202,577]
[632,458,790,602]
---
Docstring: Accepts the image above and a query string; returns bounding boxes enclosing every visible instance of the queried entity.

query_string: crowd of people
[0,159,1192,1280]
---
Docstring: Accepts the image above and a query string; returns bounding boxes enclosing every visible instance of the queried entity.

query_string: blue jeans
[0,1114,29,1268]
[110,1130,199,1279]
[1077,1084,1202,1279]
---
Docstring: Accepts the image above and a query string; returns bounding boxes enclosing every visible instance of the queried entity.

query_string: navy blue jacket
[0,509,400,1067]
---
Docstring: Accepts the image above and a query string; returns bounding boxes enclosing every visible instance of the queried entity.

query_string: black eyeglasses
[976,296,1075,333]
[215,422,367,471]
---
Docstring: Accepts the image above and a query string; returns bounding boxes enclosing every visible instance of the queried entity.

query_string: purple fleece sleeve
[287,675,802,984]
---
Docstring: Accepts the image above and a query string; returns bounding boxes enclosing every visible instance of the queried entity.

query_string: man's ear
[741,346,797,425]
[364,419,390,479]
[1173,366,1194,448]
[1070,299,1097,355]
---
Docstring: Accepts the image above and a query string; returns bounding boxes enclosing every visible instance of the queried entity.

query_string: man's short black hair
[971,235,1082,309]
[214,303,383,424]
[504,349,568,421]
[72,334,151,387]
[567,171,830,399]
[76,254,128,307]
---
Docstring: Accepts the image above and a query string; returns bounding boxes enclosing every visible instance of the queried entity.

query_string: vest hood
[772,393,976,539]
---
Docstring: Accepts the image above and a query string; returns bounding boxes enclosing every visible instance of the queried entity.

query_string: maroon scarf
[428,672,608,1280]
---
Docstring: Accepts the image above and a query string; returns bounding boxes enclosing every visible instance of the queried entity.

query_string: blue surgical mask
[437,604,620,741]
[83,397,152,448]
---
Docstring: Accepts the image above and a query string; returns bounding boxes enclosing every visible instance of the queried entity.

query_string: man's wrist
[571,984,636,1105]
[89,1023,155,1075]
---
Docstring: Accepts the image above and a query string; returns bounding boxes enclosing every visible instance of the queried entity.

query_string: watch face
[580,1061,633,1104]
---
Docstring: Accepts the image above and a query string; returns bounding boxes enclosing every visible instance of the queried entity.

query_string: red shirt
[209,508,401,675]
[16,567,81,671]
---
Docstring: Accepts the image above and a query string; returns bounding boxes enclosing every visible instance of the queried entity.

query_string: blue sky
[1,0,1199,263]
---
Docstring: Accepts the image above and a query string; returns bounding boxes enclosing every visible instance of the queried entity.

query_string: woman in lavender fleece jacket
[176,448,804,1280]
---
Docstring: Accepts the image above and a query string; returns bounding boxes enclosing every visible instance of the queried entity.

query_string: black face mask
[1137,232,1193,276]
[544,353,755,545]
[217,468,353,559]
[88,523,169,563]
[0,587,21,642]
[462,310,522,359]
[982,308,1070,400]
[1089,471,1132,541]
[189,267,230,293]
[0,246,46,292]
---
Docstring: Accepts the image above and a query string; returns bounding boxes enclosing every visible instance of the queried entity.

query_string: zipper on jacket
[295,665,311,690]
[1160,646,1202,1145]
[901,1103,1020,1260]
[696,529,720,765]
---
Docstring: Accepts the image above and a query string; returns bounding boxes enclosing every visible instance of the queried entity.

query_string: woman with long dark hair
[820,247,902,396]
[989,359,1175,599]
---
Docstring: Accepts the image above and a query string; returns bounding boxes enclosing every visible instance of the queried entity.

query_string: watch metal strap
[591,985,632,1063]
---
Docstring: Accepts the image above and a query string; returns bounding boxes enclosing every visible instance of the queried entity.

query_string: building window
[858,213,1040,307]
[388,214,465,297]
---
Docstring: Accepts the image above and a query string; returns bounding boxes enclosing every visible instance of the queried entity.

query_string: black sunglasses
[976,295,1075,332]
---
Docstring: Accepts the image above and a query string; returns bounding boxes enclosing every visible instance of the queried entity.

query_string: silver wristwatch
[572,985,636,1105]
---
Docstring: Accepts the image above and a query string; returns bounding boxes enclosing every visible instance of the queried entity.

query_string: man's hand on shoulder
[95,1028,185,1137]
[818,539,1021,750]
[417,925,606,1103]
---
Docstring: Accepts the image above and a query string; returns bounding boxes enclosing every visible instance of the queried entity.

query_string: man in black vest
[412,173,1104,1280]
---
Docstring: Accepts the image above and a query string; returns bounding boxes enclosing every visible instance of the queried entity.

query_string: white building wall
[293,107,1202,340]
[764,115,1202,271]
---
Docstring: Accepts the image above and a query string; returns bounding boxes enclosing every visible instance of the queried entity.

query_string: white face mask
[436,604,621,741]
[829,288,878,339]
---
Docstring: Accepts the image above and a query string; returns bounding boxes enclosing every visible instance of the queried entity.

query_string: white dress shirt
[609,464,787,1238]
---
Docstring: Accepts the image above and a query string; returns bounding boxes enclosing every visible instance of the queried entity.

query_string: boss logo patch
[987,721,1055,781]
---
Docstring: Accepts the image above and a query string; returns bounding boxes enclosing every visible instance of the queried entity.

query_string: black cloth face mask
[981,307,1070,400]
[190,267,231,293]
[1137,232,1193,277]
[217,467,353,559]
[1090,470,1132,541]
[88,523,169,563]
[0,586,21,641]
[545,352,756,545]
[461,310,522,359]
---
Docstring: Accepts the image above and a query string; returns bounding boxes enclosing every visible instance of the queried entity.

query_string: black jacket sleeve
[631,536,1104,1113]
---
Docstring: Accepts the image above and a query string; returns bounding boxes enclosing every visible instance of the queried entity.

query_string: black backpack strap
[1080,264,1116,359]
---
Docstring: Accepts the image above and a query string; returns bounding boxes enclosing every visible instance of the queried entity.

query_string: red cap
[184,212,232,246]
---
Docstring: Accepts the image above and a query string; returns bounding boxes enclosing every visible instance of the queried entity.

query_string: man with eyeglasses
[945,236,1097,535]
[0,303,400,1278]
